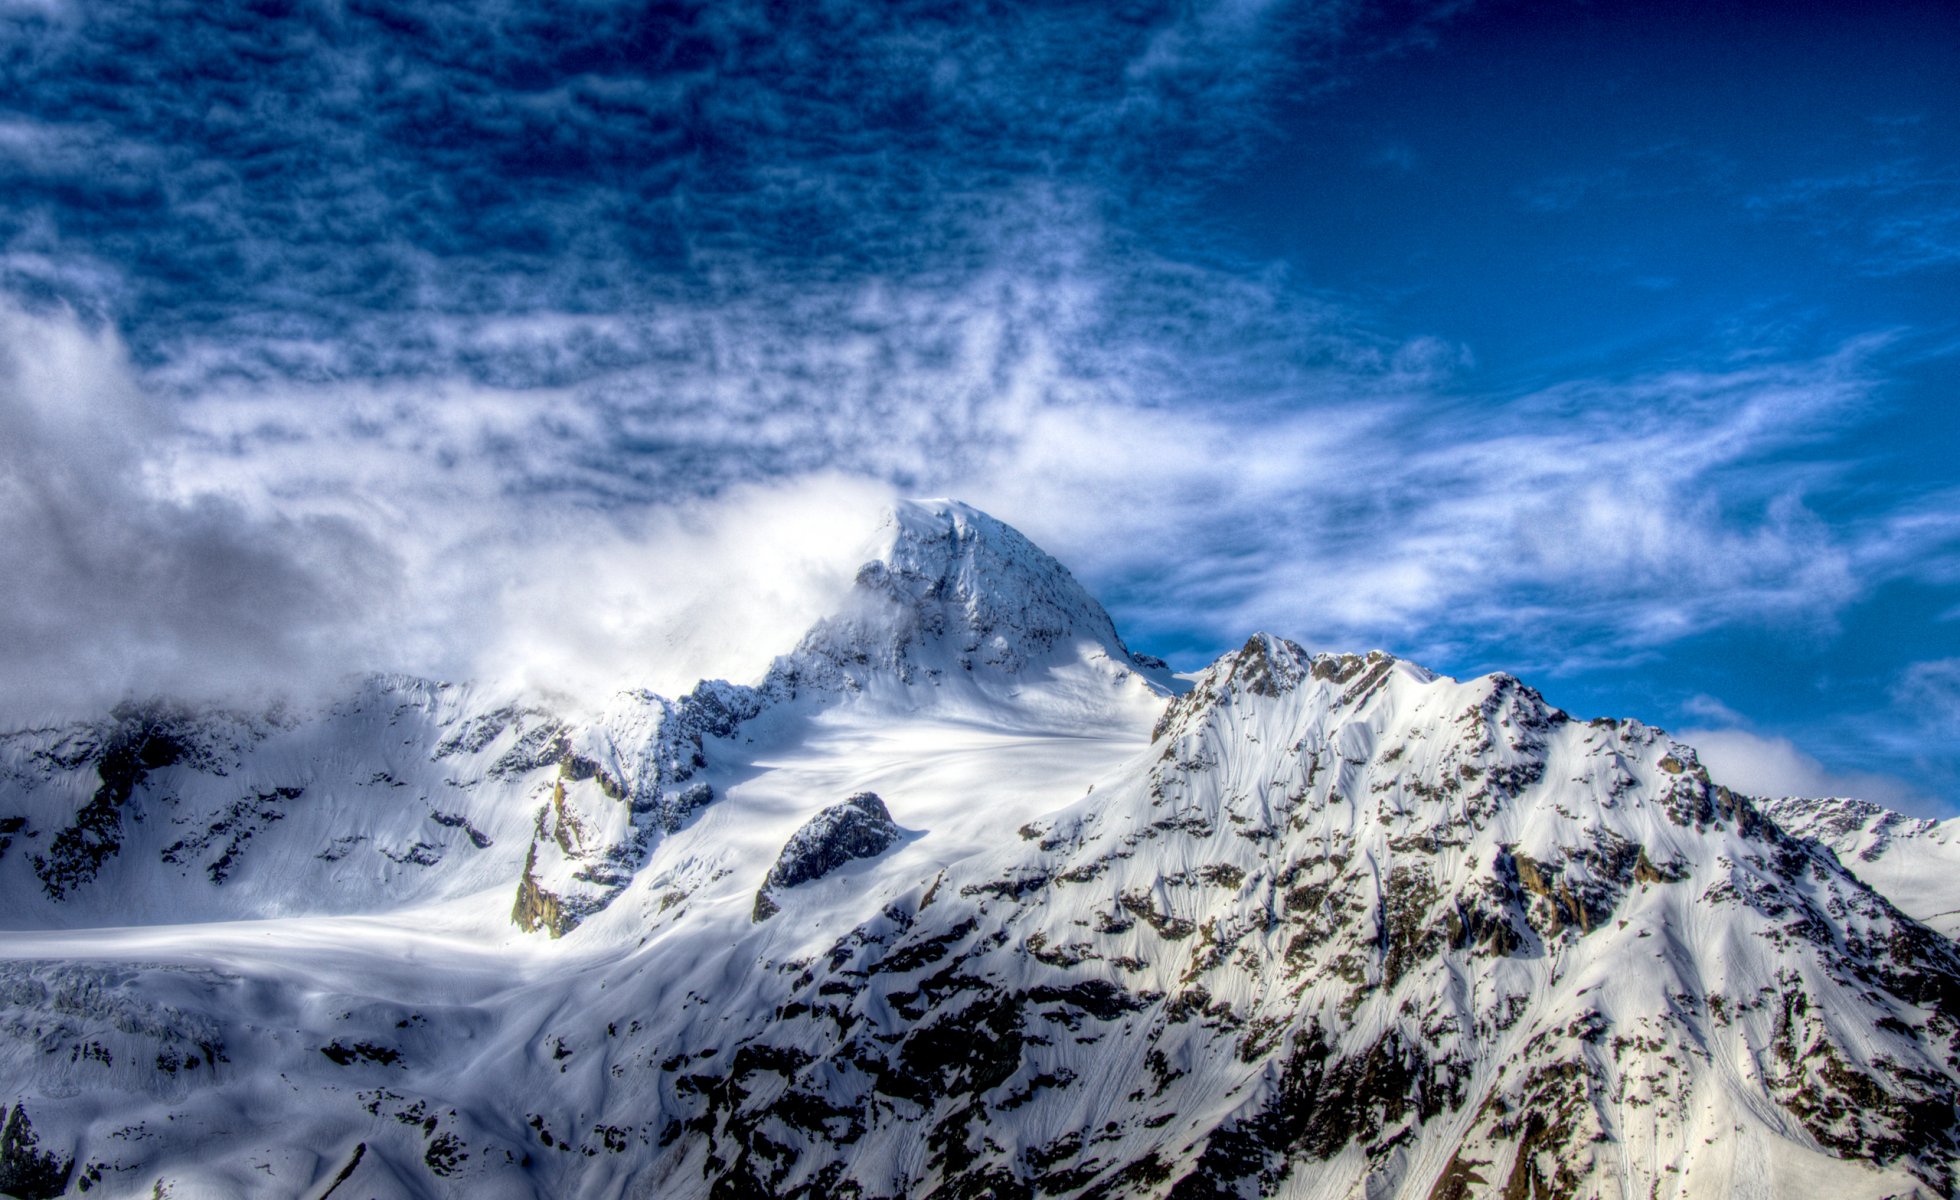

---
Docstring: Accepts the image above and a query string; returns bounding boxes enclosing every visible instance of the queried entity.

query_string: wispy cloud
[1896,658,1960,736]
[0,0,1342,385]
[1514,141,1728,215]
[0,302,911,718]
[957,337,1930,677]
[1748,160,1960,276]
[6,251,1952,727]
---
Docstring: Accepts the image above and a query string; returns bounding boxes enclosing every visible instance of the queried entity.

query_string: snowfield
[1,500,1956,1199]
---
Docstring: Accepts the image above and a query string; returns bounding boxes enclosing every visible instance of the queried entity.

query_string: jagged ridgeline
[0,500,1957,1199]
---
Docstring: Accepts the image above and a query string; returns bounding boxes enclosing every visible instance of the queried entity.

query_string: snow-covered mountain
[2,500,1957,1199]
[1760,795,1960,939]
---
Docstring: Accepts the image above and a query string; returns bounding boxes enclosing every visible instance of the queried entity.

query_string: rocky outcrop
[753,792,902,921]
[0,1104,73,1199]
[29,701,195,900]
[511,500,1167,937]
[509,679,765,936]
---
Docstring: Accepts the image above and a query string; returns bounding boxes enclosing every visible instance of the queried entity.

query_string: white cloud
[0,305,910,721]
[467,476,895,709]
[6,255,1942,735]
[1681,693,1747,725]
[0,304,402,724]
[1677,727,1939,815]
[946,339,1905,676]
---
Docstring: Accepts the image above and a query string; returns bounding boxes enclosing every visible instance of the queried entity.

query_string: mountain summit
[1,501,1957,1199]
[769,498,1166,698]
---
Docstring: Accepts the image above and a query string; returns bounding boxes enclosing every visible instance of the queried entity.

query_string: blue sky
[1,0,1957,810]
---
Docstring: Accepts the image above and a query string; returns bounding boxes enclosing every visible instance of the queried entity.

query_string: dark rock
[31,702,192,899]
[753,793,901,921]
[320,1040,402,1067]
[0,1104,73,1200]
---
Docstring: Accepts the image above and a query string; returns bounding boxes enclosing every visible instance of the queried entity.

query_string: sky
[1,0,1957,811]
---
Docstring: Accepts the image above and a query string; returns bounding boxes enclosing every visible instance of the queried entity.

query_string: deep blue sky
[1,0,1957,809]
[1203,0,1960,807]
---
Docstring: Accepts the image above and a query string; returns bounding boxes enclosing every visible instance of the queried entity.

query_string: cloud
[950,337,1919,677]
[1676,727,1941,816]
[0,301,911,720]
[1749,159,1960,277]
[1895,658,1960,735]
[49,261,1940,725]
[0,0,1349,387]
[0,304,402,723]
[477,476,896,708]
[1681,694,1747,726]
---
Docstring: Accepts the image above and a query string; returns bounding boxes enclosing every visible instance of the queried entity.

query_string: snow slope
[0,678,564,929]
[1760,795,1960,939]
[1,501,1956,1200]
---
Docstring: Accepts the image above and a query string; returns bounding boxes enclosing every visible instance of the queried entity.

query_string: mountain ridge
[0,501,1956,1199]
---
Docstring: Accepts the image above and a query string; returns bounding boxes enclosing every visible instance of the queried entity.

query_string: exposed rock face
[29,701,196,901]
[510,680,763,937]
[753,793,902,921]
[0,1103,73,1200]
[0,677,576,927]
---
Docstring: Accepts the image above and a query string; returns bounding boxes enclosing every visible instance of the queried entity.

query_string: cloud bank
[0,303,906,719]
[0,306,399,722]
[1680,727,1940,816]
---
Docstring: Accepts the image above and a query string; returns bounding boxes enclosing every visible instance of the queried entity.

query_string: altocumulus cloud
[0,0,1347,384]
[962,335,1949,677]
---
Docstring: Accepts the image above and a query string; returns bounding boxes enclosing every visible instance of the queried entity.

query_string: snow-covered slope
[1,504,1957,1200]
[615,637,1960,1200]
[509,497,1173,936]
[0,678,568,928]
[0,499,1167,938]
[1761,795,1960,938]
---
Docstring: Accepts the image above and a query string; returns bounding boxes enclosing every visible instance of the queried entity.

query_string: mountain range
[1,500,1956,1199]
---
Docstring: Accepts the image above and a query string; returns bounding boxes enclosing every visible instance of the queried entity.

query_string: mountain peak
[767,498,1159,697]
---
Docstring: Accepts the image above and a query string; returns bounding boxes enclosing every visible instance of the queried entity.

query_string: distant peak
[1225,633,1314,697]
[1151,640,1434,743]
[769,498,1155,695]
